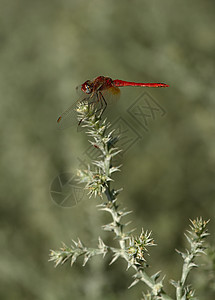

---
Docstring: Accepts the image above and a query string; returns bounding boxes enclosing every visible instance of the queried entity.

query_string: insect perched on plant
[57,76,169,128]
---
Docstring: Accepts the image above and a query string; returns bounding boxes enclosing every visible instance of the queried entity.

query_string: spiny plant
[49,102,210,300]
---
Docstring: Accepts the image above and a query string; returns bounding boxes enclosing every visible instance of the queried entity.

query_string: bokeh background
[1,0,215,299]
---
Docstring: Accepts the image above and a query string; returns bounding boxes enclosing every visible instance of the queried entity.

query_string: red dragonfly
[57,76,169,128]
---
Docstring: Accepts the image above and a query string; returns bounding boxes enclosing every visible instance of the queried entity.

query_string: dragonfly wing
[57,86,120,130]
[101,86,121,106]
[57,95,89,129]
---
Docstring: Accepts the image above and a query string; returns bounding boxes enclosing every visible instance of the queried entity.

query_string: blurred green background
[0,0,215,299]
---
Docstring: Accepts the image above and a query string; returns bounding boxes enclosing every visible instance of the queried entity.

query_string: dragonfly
[57,76,169,128]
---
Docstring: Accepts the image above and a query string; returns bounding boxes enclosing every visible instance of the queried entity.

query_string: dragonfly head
[81,80,93,94]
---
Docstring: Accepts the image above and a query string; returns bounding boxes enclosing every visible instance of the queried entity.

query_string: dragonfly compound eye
[81,80,93,94]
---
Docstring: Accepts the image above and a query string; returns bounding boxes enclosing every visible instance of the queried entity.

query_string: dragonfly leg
[80,92,107,120]
[88,92,106,117]
[87,93,99,107]
[97,92,107,118]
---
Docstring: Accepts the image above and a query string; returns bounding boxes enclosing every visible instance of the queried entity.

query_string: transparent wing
[57,86,121,130]
[101,86,121,106]
[57,94,90,129]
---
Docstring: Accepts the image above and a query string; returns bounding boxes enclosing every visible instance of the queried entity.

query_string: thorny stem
[49,103,210,300]
[175,218,210,300]
[76,103,173,299]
